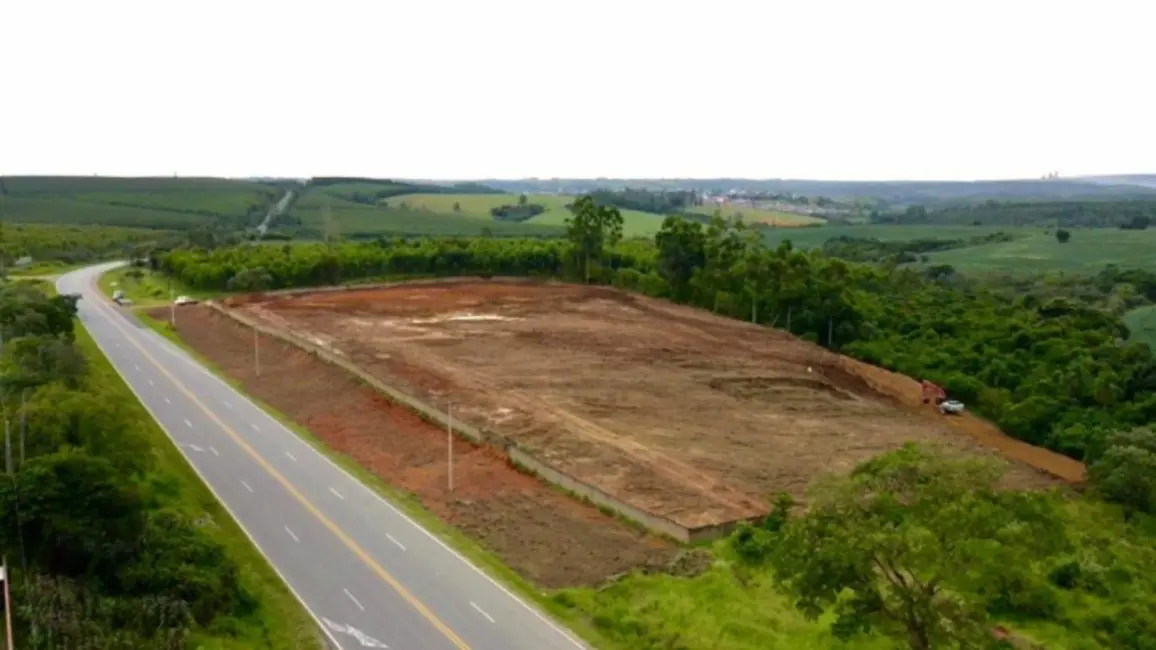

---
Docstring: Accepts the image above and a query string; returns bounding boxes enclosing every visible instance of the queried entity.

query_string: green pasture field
[688,204,826,227]
[920,228,1156,274]
[287,198,566,237]
[1123,305,1156,350]
[763,225,1156,273]
[386,192,667,238]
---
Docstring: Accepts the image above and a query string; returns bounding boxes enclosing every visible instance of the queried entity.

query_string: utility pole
[2,556,11,650]
[447,402,454,493]
[169,289,176,328]
[3,415,12,650]
[254,326,260,377]
[18,390,25,466]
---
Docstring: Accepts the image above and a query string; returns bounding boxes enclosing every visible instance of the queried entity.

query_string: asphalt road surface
[59,263,588,650]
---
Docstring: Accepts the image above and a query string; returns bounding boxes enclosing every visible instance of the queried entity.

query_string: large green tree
[771,445,1066,650]
[654,215,706,302]
[564,195,623,282]
[1087,427,1156,518]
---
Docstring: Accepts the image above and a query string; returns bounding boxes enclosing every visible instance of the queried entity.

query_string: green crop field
[387,193,667,238]
[762,225,1156,273]
[287,191,567,238]
[0,176,282,230]
[688,204,826,227]
[921,228,1156,273]
[1123,305,1156,350]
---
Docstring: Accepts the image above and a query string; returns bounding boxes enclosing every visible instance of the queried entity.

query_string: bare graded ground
[151,305,677,589]
[223,278,1076,534]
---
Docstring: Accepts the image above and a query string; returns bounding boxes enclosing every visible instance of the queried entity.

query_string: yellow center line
[86,281,471,650]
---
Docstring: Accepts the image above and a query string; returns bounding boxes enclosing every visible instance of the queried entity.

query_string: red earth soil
[223,279,1079,536]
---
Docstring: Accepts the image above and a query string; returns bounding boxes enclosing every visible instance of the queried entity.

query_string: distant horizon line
[3,172,1155,184]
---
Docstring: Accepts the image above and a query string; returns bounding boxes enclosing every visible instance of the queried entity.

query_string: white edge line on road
[184,419,193,428]
[241,480,254,493]
[164,396,171,404]
[224,400,233,409]
[92,267,588,649]
[285,451,297,462]
[67,264,347,650]
[251,423,260,431]
[343,588,366,612]
[470,601,495,623]
[386,533,407,552]
[210,446,220,456]
[329,487,344,500]
[285,526,300,543]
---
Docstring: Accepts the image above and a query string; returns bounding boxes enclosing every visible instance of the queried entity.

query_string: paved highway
[59,263,588,650]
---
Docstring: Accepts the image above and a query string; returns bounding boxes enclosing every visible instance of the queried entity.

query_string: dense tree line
[872,199,1156,228]
[159,212,1156,463]
[585,188,704,215]
[820,232,1016,264]
[490,202,546,222]
[0,224,179,269]
[0,282,291,648]
[952,265,1156,319]
[720,442,1156,650]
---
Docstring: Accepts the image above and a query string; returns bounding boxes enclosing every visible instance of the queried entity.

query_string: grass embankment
[52,278,323,649]
[99,266,212,307]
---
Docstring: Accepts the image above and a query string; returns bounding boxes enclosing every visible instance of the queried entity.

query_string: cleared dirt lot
[153,304,677,588]
[221,278,1072,535]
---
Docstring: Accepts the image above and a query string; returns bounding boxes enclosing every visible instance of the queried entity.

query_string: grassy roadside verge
[69,281,324,649]
[99,265,212,307]
[93,273,617,648]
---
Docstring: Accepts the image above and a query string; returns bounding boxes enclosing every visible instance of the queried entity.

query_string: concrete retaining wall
[206,300,746,543]
[227,276,586,304]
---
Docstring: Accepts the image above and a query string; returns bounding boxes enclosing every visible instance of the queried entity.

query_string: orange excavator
[922,380,965,415]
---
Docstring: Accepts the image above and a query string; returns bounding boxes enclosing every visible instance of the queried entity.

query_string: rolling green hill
[283,188,567,238]
[919,228,1156,274]
[0,176,282,230]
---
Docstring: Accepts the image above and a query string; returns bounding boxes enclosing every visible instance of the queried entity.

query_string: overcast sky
[2,0,1151,181]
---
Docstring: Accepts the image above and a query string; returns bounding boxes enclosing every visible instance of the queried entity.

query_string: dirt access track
[218,278,1081,539]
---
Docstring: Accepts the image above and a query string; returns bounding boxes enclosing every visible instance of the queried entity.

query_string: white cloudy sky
[1,0,1151,180]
